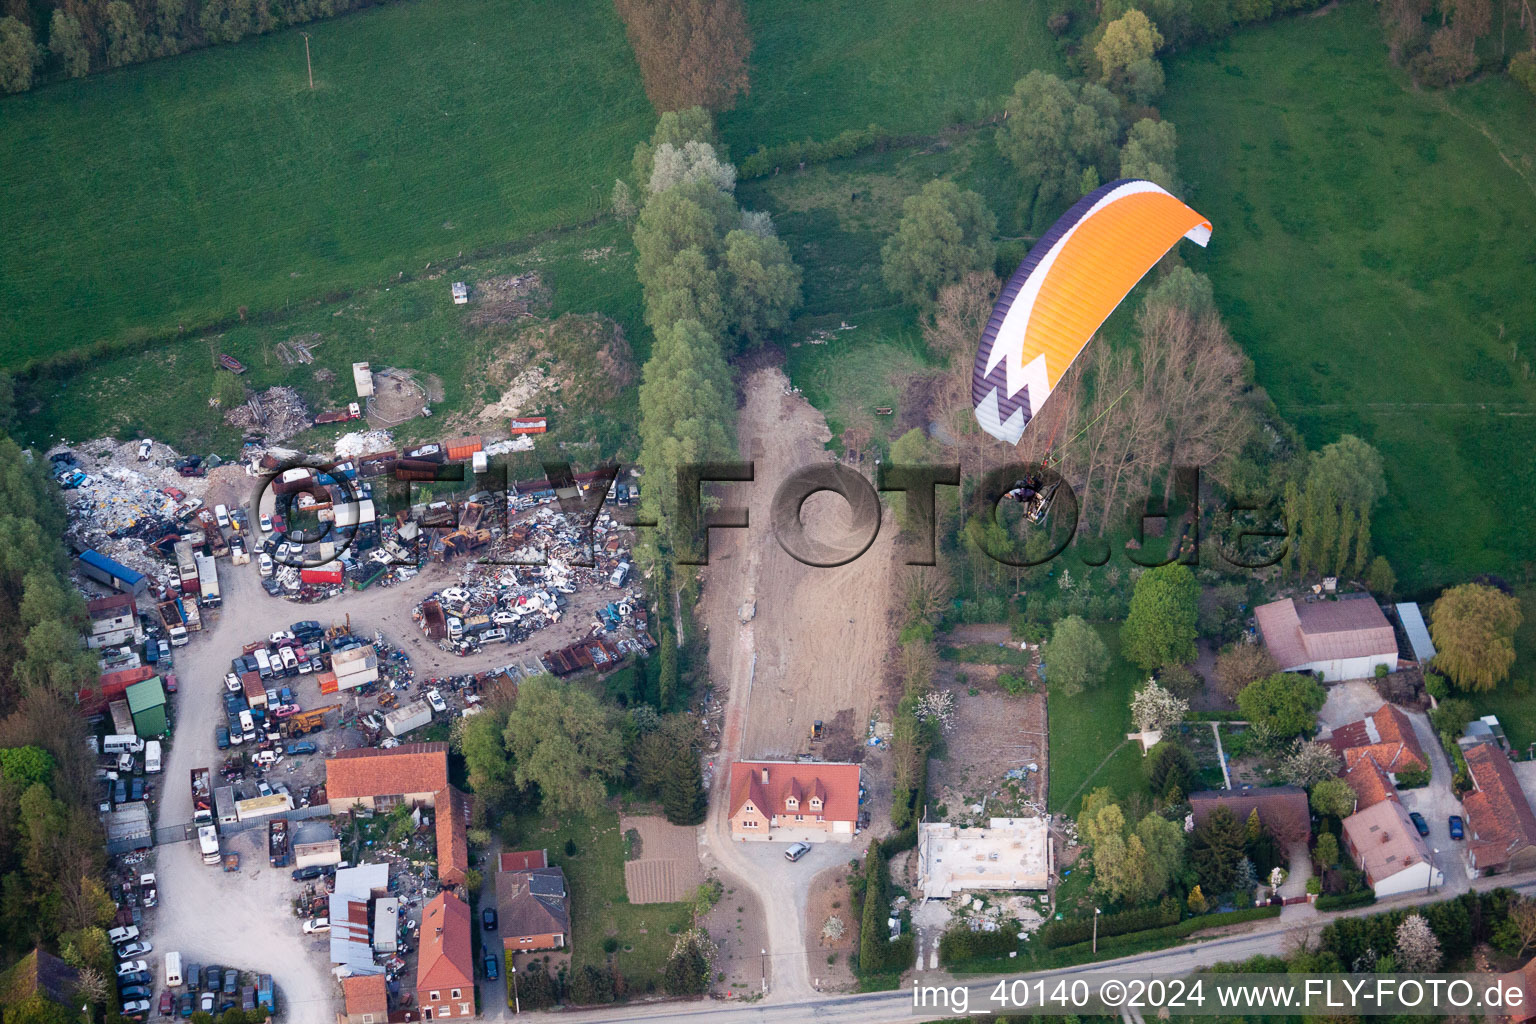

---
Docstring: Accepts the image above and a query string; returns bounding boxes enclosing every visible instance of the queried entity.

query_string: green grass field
[1164,1,1536,593]
[0,0,653,370]
[1047,624,1150,816]
[719,0,1062,153]
[18,220,644,452]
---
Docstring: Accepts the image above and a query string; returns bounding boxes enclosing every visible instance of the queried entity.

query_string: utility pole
[1092,907,1101,954]
[509,965,519,1014]
[301,33,314,91]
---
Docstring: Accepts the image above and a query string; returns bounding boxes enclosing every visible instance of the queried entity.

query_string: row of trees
[0,382,120,1016]
[0,0,389,93]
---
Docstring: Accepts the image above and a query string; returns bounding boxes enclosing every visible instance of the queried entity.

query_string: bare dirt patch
[476,313,635,422]
[366,367,431,427]
[804,862,857,992]
[928,682,1048,822]
[702,875,770,996]
[699,366,900,761]
[620,814,705,904]
[466,271,549,327]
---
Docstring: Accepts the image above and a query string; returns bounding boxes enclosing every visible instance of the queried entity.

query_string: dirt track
[700,367,898,760]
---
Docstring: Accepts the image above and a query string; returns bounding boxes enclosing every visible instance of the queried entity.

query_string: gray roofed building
[1395,602,1437,664]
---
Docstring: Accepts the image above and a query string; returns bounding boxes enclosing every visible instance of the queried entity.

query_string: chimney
[760,767,770,785]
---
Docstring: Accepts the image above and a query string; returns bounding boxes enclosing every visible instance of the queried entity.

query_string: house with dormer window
[728,760,860,842]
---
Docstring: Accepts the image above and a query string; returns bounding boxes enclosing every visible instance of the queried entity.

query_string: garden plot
[620,814,705,905]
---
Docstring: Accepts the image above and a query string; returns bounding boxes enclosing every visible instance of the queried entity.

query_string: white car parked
[258,553,273,577]
[225,673,242,693]
[426,689,447,713]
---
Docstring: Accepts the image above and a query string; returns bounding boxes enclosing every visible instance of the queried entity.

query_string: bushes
[1040,901,1180,948]
[1315,890,1377,912]
[939,925,1021,964]
[738,125,894,179]
[1394,766,1431,789]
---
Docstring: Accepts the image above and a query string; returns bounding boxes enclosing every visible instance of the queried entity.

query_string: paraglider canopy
[973,178,1211,445]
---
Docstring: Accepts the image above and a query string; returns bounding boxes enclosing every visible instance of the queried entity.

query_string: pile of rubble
[335,429,396,458]
[224,386,312,442]
[947,892,1048,936]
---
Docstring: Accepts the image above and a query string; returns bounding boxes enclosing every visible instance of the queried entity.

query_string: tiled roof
[326,743,448,800]
[342,973,387,1017]
[1367,704,1426,770]
[1343,756,1396,810]
[87,592,135,620]
[1189,786,1312,844]
[1499,958,1536,1023]
[728,761,861,823]
[496,866,570,940]
[434,786,470,886]
[1464,742,1536,870]
[416,892,474,992]
[1343,798,1430,885]
[499,849,548,872]
[1255,596,1397,669]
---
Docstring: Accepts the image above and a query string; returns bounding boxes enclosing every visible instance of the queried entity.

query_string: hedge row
[738,125,894,180]
[1040,902,1180,948]
[939,925,1022,963]
[1315,890,1376,912]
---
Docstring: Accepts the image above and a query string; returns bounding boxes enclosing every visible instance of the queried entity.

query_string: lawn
[505,806,694,992]
[0,0,653,370]
[1046,624,1149,816]
[718,0,1063,154]
[1163,0,1536,593]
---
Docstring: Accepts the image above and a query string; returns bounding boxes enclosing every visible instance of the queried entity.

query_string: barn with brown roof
[729,760,861,842]
[324,743,448,814]
[1253,595,1398,681]
[1463,742,1536,875]
[434,785,471,887]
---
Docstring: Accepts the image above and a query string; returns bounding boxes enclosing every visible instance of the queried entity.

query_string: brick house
[325,743,448,814]
[728,761,861,842]
[1463,742,1536,875]
[495,856,570,954]
[416,892,475,1020]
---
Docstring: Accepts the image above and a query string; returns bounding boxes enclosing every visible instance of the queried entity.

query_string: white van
[144,740,162,773]
[254,648,273,679]
[480,628,508,644]
[165,952,183,988]
[609,561,631,587]
[279,646,299,674]
[238,710,256,742]
[215,504,230,528]
[102,735,145,755]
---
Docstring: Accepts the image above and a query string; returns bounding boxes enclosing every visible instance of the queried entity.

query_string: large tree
[721,227,802,349]
[1190,804,1247,894]
[1121,563,1199,670]
[1096,10,1164,93]
[502,675,624,817]
[1119,118,1181,195]
[613,0,752,112]
[1430,583,1522,692]
[1284,435,1386,579]
[1236,673,1326,738]
[1045,615,1109,697]
[880,180,996,307]
[1309,778,1357,819]
[1213,644,1279,701]
[0,15,37,93]
[999,71,1122,222]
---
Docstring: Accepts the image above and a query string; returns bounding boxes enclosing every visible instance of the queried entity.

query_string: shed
[76,549,148,595]
[1395,602,1437,664]
[352,362,375,398]
[374,896,400,953]
[451,282,468,304]
[125,676,167,738]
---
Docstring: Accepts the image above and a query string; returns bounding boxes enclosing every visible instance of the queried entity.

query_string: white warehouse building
[1253,594,1398,682]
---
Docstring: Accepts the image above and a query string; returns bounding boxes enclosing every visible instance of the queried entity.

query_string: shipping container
[300,565,344,585]
[508,417,548,434]
[75,549,148,594]
[214,786,238,825]
[384,699,433,737]
[444,435,483,461]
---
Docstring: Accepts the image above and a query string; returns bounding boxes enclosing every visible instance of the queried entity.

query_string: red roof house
[728,761,861,841]
[1329,703,1428,777]
[499,849,548,873]
[434,786,471,887]
[339,973,387,1024]
[325,743,448,814]
[415,892,474,1020]
[1463,742,1536,875]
